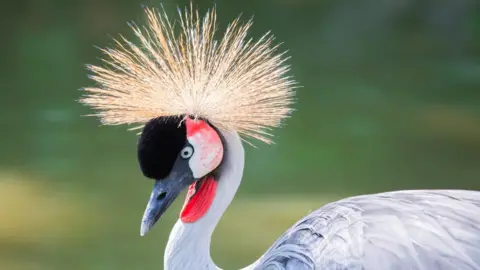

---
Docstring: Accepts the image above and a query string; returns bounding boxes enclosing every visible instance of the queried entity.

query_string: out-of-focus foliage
[0,0,479,269]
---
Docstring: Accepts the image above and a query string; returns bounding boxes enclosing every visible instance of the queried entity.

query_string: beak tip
[140,222,151,236]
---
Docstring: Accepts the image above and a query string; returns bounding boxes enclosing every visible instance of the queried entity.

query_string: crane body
[80,5,480,270]
[257,189,480,270]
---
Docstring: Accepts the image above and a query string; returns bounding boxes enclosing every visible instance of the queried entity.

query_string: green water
[1,0,479,269]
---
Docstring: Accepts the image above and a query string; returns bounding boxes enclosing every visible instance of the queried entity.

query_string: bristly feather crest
[80,5,296,143]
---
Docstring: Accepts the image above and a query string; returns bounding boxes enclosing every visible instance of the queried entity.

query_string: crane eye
[180,145,194,159]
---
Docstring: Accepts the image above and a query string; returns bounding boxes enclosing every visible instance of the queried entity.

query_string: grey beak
[140,170,194,236]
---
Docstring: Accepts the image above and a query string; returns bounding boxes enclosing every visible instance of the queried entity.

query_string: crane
[80,5,480,270]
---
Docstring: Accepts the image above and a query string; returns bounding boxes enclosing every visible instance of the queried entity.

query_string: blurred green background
[1,0,479,269]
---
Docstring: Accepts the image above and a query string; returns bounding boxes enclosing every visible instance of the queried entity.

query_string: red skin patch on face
[182,118,222,222]
[180,175,217,223]
[185,117,223,178]
[185,117,221,146]
[185,117,209,137]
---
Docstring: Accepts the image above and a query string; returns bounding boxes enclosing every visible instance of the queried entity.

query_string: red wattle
[180,175,217,223]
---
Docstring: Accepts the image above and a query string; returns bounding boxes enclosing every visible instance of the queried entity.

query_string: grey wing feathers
[253,190,480,270]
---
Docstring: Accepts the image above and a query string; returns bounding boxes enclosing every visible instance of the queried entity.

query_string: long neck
[164,131,246,270]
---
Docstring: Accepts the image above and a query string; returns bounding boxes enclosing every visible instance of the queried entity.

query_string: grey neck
[163,131,246,270]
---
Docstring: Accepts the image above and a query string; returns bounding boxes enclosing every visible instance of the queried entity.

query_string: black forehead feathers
[137,116,186,180]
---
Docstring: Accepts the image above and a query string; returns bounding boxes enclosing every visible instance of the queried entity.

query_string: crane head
[139,115,224,235]
[79,5,297,236]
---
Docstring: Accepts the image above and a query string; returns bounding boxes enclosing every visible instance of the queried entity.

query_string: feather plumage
[80,5,296,143]
[255,190,480,270]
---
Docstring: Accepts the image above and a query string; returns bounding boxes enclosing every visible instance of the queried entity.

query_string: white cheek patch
[187,131,224,179]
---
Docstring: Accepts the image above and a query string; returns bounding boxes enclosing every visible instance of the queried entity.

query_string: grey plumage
[253,190,480,270]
